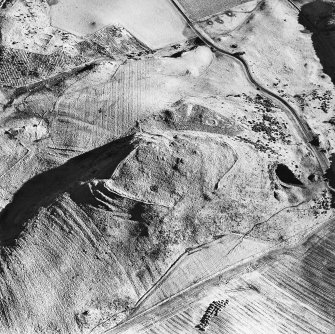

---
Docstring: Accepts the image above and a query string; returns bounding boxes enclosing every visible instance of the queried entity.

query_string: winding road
[170,0,329,173]
[101,2,333,333]
[102,4,334,333]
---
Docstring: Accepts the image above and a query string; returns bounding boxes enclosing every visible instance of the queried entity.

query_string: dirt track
[170,0,329,173]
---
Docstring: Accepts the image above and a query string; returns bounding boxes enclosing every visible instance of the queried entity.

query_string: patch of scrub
[325,154,335,208]
[157,46,214,77]
[4,117,49,143]
[50,0,193,49]
[325,154,335,189]
[198,0,260,38]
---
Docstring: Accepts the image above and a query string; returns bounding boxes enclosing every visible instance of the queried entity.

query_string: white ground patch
[50,0,193,49]
[210,0,335,155]
[157,46,214,77]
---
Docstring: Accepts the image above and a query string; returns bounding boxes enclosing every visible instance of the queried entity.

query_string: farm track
[120,0,332,313]
[102,2,334,333]
[130,235,268,316]
[126,137,279,317]
[104,215,334,334]
[1,1,333,332]
[152,249,335,334]
[170,0,329,174]
[105,181,320,334]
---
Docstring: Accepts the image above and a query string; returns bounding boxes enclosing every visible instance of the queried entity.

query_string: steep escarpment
[0,130,237,333]
[0,1,334,333]
[0,120,330,333]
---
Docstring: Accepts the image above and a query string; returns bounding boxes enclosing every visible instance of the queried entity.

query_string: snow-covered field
[0,0,335,333]
[50,0,192,49]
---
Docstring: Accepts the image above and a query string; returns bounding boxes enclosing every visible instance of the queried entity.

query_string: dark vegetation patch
[196,300,229,332]
[250,113,290,144]
[1,0,15,9]
[4,128,23,140]
[275,164,303,186]
[137,101,241,136]
[129,202,147,222]
[46,0,59,5]
[236,136,276,154]
[248,284,260,293]
[167,38,205,58]
[309,134,320,147]
[299,1,335,84]
[325,154,335,189]
[169,50,185,58]
[312,190,332,216]
[0,136,135,247]
[130,222,149,238]
[274,191,280,201]
[308,173,316,182]
[324,153,335,208]
[294,90,332,113]
[241,93,279,113]
[192,37,205,47]
[259,1,266,11]
[76,63,96,74]
[327,116,335,126]
[252,94,277,112]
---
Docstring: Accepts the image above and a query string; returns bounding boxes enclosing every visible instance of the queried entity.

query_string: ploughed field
[0,0,335,333]
[0,44,333,333]
[175,0,254,21]
[130,222,335,334]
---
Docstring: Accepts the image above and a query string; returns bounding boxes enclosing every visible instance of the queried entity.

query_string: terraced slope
[205,0,335,154]
[0,47,91,87]
[1,1,335,333]
[114,221,335,334]
[0,121,330,333]
[130,235,274,317]
[0,131,239,333]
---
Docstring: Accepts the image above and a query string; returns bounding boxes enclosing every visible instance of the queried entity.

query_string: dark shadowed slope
[299,1,335,84]
[0,136,135,245]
